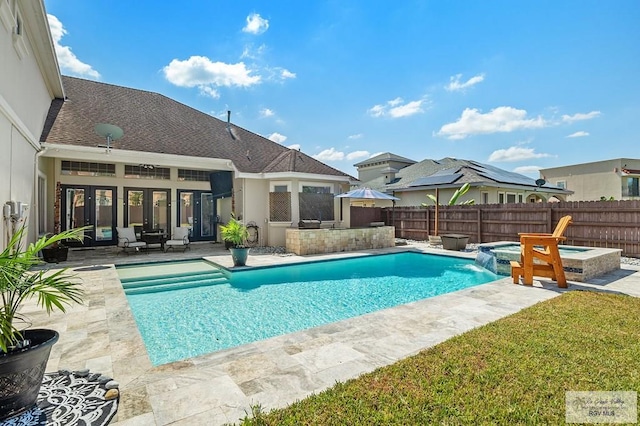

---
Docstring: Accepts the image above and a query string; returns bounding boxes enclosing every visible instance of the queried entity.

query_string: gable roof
[40,76,352,178]
[361,157,570,193]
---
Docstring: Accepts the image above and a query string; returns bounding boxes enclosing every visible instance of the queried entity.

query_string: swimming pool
[119,252,498,365]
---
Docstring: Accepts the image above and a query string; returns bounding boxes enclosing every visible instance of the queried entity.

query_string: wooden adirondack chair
[510,215,573,288]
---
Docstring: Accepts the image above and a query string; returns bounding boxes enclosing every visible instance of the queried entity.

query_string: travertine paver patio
[22,242,640,425]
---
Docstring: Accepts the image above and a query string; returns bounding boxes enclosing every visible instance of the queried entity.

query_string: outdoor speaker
[210,171,233,198]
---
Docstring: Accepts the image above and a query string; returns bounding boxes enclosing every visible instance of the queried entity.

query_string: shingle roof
[40,76,352,178]
[353,152,417,167]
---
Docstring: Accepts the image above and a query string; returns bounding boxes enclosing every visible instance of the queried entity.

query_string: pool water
[492,243,589,255]
[121,252,498,365]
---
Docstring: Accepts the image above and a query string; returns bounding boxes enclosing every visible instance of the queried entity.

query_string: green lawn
[239,291,640,425]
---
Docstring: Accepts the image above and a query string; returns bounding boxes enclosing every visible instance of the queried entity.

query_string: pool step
[122,270,229,295]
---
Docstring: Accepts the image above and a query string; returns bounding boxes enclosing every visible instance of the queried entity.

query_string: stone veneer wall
[285,226,395,255]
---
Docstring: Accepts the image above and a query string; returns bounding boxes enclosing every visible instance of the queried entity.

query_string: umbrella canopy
[335,187,400,200]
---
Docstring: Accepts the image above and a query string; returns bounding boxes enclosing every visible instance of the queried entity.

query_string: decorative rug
[2,370,119,426]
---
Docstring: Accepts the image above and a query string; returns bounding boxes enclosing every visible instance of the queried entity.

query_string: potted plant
[40,235,70,263]
[0,226,84,421]
[219,215,250,267]
[422,183,475,246]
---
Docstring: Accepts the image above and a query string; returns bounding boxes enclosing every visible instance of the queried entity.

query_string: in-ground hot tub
[476,241,621,282]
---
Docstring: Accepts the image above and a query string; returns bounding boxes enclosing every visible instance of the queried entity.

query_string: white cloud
[268,132,287,144]
[313,148,344,161]
[199,86,220,98]
[567,131,589,138]
[513,165,542,176]
[260,108,274,118]
[47,14,100,79]
[163,56,261,95]
[281,69,296,79]
[488,146,552,162]
[287,143,301,150]
[241,44,267,59]
[348,133,363,140]
[445,73,485,92]
[368,97,426,118]
[562,111,601,123]
[389,100,424,118]
[243,13,269,35]
[346,151,370,160]
[368,104,386,118]
[437,106,547,140]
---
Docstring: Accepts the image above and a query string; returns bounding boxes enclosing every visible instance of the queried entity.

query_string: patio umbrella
[335,188,400,201]
[335,188,400,225]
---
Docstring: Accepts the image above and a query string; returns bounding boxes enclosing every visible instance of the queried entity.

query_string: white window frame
[556,180,566,189]
[518,193,524,203]
[298,182,333,193]
[498,192,505,204]
[506,192,517,204]
[270,181,290,192]
[481,191,489,204]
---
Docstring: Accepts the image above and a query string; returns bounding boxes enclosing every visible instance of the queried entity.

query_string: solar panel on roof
[409,173,462,187]
[477,169,535,186]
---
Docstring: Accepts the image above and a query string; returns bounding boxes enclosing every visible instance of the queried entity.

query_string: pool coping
[22,242,640,425]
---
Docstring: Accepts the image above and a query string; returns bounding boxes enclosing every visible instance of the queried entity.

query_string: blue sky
[44,1,639,178]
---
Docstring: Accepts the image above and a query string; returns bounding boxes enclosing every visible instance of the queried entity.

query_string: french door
[177,190,217,241]
[61,185,117,247]
[124,188,171,233]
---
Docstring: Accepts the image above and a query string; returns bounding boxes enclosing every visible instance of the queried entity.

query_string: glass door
[177,190,217,241]
[61,185,116,246]
[124,188,170,234]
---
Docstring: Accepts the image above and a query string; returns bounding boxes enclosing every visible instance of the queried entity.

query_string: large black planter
[41,246,69,263]
[0,329,59,421]
[229,247,250,267]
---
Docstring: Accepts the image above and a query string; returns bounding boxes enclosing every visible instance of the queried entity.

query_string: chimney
[227,110,231,129]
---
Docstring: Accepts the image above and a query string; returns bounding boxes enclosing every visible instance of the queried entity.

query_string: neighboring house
[1,0,354,249]
[540,158,640,201]
[355,153,571,206]
[0,0,64,250]
[39,77,354,247]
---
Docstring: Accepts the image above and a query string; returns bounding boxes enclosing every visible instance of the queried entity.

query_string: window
[518,194,524,203]
[556,181,566,189]
[498,192,505,204]
[273,185,288,193]
[506,193,517,204]
[299,185,334,220]
[124,165,170,180]
[61,161,115,177]
[481,191,489,204]
[627,177,639,197]
[178,169,210,182]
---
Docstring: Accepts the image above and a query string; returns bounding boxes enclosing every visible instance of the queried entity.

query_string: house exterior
[355,153,570,206]
[1,1,354,250]
[39,77,353,247]
[540,159,640,201]
[0,0,64,249]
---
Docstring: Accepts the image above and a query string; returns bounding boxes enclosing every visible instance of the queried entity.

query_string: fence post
[477,208,482,242]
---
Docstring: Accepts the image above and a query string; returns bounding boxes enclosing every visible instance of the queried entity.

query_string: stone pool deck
[22,241,640,425]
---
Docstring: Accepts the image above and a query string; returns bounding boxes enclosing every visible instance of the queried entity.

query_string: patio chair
[511,215,572,288]
[116,227,148,254]
[164,227,190,252]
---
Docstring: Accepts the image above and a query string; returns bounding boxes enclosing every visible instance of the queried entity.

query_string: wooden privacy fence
[352,200,640,258]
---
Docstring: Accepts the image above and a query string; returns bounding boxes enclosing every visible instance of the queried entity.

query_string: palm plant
[219,215,249,248]
[0,226,85,353]
[422,182,476,206]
